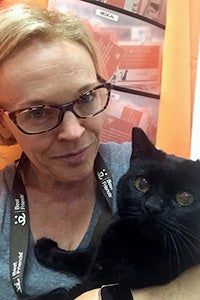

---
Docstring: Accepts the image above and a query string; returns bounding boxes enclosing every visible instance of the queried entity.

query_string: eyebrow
[8,81,100,111]
[32,82,99,103]
[77,81,100,94]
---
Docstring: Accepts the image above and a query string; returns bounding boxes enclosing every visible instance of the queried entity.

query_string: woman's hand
[133,265,200,300]
[75,288,100,299]
[75,265,200,300]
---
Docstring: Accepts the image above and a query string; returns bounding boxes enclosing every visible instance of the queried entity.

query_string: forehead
[0,40,97,110]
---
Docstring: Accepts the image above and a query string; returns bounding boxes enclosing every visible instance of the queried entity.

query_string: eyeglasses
[1,83,111,135]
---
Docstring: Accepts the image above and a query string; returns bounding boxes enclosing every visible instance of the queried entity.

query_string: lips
[53,146,89,164]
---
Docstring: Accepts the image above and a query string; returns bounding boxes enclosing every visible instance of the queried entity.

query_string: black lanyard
[10,151,113,298]
[10,152,30,298]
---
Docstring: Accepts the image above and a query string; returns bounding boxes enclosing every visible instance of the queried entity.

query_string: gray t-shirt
[0,142,131,299]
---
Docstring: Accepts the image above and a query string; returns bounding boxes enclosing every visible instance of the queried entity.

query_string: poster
[48,0,166,94]
[95,0,166,25]
[48,0,166,143]
[100,88,159,143]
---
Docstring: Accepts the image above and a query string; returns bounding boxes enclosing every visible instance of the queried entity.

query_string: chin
[57,161,94,184]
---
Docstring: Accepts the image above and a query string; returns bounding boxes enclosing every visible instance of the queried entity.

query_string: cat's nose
[144,197,164,213]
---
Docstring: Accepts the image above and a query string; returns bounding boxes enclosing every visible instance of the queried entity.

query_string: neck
[21,159,97,204]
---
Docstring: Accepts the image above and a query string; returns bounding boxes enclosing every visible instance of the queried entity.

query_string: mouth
[53,146,90,164]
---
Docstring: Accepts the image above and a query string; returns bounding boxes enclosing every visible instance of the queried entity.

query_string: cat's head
[117,127,200,237]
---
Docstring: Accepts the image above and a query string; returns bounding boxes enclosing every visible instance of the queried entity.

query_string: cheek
[4,119,49,153]
[85,112,106,134]
[16,135,48,155]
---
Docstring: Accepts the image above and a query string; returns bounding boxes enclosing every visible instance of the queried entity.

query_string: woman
[0,3,131,299]
[0,3,200,300]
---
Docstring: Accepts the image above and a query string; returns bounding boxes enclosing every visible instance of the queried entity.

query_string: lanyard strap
[89,152,113,248]
[10,151,113,297]
[10,153,30,298]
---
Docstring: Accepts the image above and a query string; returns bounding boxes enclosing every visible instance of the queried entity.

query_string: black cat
[28,127,200,299]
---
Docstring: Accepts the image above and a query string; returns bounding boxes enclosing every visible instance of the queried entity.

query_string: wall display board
[102,88,159,144]
[190,39,200,160]
[48,0,166,144]
[94,0,166,25]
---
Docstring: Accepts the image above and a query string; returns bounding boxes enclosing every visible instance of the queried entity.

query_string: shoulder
[99,141,131,171]
[0,163,15,237]
[99,141,131,190]
[99,141,131,157]
[0,163,16,189]
[0,163,16,210]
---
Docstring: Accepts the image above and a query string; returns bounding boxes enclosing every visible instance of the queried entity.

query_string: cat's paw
[34,238,59,266]
[36,238,58,251]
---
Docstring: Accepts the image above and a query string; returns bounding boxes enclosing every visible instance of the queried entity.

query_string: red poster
[93,31,126,79]
[105,0,126,8]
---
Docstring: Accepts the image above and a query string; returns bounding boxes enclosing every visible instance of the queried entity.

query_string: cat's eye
[176,191,194,206]
[135,176,150,193]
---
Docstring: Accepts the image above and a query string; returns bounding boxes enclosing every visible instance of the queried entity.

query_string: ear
[194,159,200,169]
[131,127,166,160]
[0,113,16,145]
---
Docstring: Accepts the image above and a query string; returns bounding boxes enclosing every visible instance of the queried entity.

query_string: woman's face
[0,40,106,184]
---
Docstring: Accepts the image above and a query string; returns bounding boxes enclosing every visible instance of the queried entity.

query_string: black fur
[26,127,200,299]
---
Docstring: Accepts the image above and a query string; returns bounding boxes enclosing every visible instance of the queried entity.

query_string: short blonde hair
[0,4,100,70]
[0,4,100,145]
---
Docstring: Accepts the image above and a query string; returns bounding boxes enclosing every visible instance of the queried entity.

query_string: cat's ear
[131,127,165,160]
[194,159,200,169]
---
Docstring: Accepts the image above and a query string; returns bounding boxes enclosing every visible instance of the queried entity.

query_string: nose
[144,196,164,213]
[57,111,85,141]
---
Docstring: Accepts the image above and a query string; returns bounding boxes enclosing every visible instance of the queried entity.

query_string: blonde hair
[0,4,100,145]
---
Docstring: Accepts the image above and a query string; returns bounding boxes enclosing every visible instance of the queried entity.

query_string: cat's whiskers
[165,233,173,278]
[158,219,200,250]
[157,226,176,278]
[169,231,181,274]
[162,233,172,259]
[177,223,200,243]
[173,224,200,254]
[159,220,200,266]
[172,233,194,268]
[174,226,200,264]
[159,223,196,275]
[173,234,190,265]
[174,233,198,265]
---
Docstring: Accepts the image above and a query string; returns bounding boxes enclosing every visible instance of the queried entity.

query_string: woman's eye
[30,108,46,119]
[79,91,95,104]
[176,191,194,206]
[135,176,150,193]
